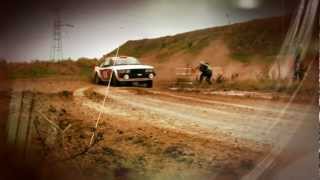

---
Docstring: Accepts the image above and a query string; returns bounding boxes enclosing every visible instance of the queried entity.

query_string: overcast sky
[0,0,297,61]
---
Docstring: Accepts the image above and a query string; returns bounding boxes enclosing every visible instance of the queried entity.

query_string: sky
[0,0,297,61]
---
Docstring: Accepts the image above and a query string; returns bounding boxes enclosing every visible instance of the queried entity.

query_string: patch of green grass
[9,66,57,79]
[9,58,98,80]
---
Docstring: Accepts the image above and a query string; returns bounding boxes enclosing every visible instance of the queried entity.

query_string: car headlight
[148,73,154,79]
[145,69,154,73]
[123,74,130,80]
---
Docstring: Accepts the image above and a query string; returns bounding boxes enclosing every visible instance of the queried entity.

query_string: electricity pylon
[50,10,74,61]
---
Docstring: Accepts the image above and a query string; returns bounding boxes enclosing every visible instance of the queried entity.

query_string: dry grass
[8,58,98,80]
[105,16,291,64]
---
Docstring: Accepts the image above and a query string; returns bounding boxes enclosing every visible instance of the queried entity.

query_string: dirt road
[76,85,318,179]
[7,79,318,179]
[77,86,316,145]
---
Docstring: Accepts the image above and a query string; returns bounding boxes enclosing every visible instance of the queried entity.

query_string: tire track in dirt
[7,91,35,158]
[104,90,315,145]
[147,90,313,118]
[74,87,315,146]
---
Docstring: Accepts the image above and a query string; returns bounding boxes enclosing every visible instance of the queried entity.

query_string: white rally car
[93,56,156,88]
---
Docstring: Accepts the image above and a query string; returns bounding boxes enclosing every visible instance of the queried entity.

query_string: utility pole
[226,13,231,25]
[226,13,233,35]
[115,27,124,57]
[50,9,74,61]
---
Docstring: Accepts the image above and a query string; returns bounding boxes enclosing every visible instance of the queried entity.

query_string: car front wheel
[111,73,120,86]
[94,73,101,84]
[146,80,153,88]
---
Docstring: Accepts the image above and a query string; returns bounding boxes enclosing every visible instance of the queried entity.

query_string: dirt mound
[83,88,110,102]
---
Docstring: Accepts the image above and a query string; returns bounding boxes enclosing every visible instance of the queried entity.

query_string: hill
[104,16,292,81]
[7,15,317,93]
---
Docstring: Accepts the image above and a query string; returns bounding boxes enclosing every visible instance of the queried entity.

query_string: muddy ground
[5,78,318,180]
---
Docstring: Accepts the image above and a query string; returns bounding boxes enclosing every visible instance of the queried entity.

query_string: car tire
[111,73,120,86]
[146,80,153,88]
[94,73,102,84]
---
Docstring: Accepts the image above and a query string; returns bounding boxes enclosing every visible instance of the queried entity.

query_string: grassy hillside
[104,16,290,63]
[8,58,98,79]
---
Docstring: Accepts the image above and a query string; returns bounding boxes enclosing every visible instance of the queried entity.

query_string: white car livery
[93,56,156,88]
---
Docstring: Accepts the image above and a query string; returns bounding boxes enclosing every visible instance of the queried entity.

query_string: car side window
[101,59,111,67]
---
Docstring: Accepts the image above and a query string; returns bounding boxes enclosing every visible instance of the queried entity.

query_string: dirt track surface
[77,85,317,179]
[79,86,315,146]
[7,79,318,180]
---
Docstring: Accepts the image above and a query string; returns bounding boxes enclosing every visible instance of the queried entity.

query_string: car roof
[106,56,136,61]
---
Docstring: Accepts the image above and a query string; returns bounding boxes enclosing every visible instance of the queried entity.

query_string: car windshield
[113,58,141,65]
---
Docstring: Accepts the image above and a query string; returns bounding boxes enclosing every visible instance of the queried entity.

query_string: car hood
[112,64,154,70]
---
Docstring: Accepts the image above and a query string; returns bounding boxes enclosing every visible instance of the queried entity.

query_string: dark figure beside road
[293,46,304,81]
[197,61,212,84]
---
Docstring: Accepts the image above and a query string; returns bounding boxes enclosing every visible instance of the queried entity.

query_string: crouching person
[196,61,212,84]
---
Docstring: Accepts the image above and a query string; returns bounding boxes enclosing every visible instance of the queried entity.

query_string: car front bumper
[117,77,153,82]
